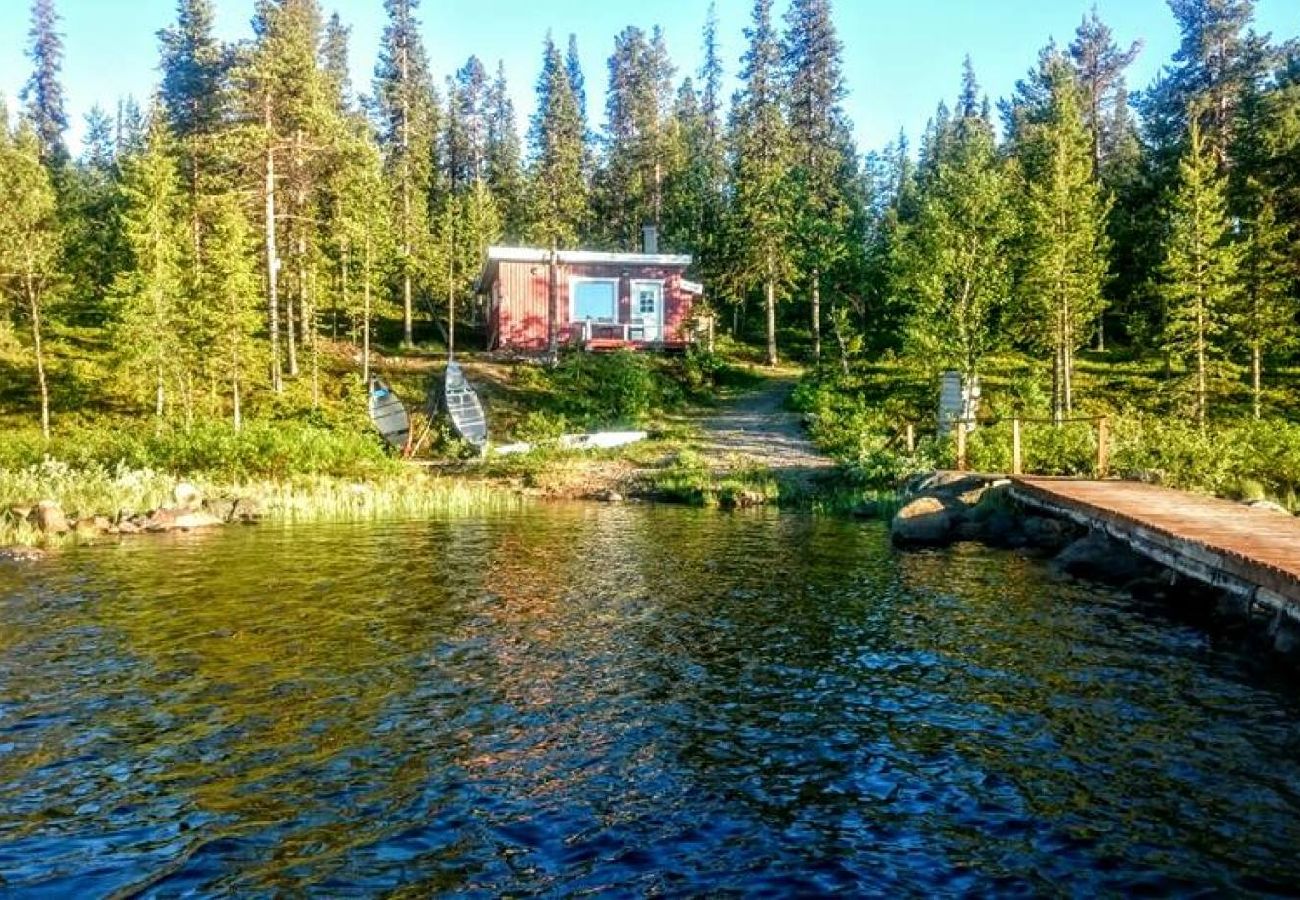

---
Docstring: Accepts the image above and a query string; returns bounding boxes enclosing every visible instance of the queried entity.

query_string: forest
[0,0,1297,484]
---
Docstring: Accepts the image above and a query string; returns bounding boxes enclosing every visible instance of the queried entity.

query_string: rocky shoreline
[2,483,262,560]
[891,472,1300,663]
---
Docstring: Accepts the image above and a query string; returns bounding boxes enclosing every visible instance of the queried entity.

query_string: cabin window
[571,278,619,322]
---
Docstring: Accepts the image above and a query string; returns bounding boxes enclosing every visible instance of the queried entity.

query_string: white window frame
[569,276,621,323]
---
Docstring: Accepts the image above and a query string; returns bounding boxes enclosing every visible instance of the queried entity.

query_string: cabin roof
[476,245,693,292]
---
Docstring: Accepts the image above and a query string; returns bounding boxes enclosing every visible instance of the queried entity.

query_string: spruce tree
[0,119,62,439]
[783,0,854,365]
[1236,188,1293,418]
[111,112,188,420]
[598,26,676,248]
[1160,122,1241,427]
[526,33,588,250]
[485,61,526,240]
[1014,54,1111,421]
[373,0,439,347]
[159,0,227,267]
[728,0,796,367]
[63,106,127,325]
[200,193,262,430]
[20,0,68,167]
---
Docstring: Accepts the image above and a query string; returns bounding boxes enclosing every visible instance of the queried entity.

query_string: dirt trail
[694,375,833,471]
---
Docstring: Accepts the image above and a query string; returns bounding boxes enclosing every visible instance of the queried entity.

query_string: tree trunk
[1196,299,1208,429]
[263,98,282,393]
[232,341,242,433]
[285,276,298,378]
[363,229,373,388]
[447,217,456,358]
[765,278,778,368]
[810,268,821,366]
[400,41,414,349]
[1252,342,1262,420]
[831,303,850,376]
[547,242,559,361]
[27,283,50,442]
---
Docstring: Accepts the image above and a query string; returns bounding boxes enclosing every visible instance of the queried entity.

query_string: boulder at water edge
[891,496,956,547]
[30,501,70,536]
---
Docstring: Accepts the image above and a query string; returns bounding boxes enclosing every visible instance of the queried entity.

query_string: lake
[1,505,1298,895]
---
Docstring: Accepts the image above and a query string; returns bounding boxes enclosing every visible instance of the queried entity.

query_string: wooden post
[905,423,916,454]
[1012,418,1023,476]
[1096,416,1110,478]
[956,423,968,472]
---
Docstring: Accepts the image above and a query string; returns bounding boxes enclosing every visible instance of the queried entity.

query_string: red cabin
[476,245,705,353]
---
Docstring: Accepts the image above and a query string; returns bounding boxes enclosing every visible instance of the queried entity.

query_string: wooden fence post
[905,423,916,454]
[1096,416,1110,478]
[1012,418,1022,476]
[956,423,968,472]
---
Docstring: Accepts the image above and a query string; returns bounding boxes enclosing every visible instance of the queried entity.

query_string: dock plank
[1010,477,1300,604]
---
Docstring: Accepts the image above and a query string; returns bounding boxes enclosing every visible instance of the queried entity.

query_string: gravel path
[695,376,834,471]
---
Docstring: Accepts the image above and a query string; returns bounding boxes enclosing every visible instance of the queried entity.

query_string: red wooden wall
[490,260,695,351]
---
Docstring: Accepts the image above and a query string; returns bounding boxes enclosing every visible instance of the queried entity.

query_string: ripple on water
[0,506,1298,895]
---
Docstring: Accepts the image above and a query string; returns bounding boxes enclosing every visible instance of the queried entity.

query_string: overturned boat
[368,377,411,452]
[444,361,488,451]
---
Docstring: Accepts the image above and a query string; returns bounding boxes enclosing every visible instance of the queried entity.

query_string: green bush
[546,351,675,426]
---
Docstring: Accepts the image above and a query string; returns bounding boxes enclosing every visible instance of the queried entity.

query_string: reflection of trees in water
[3,512,1299,893]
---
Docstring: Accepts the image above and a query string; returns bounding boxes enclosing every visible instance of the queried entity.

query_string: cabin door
[633,281,664,343]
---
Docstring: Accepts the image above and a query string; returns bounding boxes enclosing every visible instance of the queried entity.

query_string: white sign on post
[938,371,980,435]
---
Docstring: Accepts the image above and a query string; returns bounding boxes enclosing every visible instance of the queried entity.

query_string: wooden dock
[1009,477,1300,618]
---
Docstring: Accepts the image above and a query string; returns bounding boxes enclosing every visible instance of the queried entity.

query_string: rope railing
[900,416,1112,477]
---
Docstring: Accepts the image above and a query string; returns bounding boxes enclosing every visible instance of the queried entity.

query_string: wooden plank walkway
[1009,477,1300,609]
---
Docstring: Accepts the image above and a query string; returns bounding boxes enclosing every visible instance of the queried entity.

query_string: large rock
[1054,531,1153,584]
[204,497,237,523]
[1022,516,1076,552]
[891,496,957,547]
[173,511,224,530]
[230,497,264,524]
[30,501,69,535]
[173,482,202,511]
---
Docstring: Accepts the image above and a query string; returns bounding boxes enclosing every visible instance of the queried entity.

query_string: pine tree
[1160,122,1241,427]
[783,0,854,365]
[1069,7,1142,179]
[1146,0,1268,173]
[899,63,1016,389]
[1014,54,1111,421]
[20,0,68,167]
[373,0,439,348]
[727,0,796,367]
[111,112,188,420]
[0,119,62,439]
[485,61,526,240]
[526,32,588,250]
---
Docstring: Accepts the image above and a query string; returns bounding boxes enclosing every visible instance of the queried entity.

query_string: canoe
[444,362,488,449]
[368,377,411,451]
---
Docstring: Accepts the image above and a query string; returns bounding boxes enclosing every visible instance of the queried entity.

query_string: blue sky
[0,0,1296,155]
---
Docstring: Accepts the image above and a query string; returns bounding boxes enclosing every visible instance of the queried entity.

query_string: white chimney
[642,224,659,255]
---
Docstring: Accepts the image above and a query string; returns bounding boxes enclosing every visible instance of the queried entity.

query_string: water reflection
[0,506,1297,895]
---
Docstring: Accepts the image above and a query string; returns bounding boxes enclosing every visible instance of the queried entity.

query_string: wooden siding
[490,260,696,351]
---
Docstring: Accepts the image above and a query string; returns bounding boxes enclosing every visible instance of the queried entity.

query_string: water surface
[1,506,1298,895]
